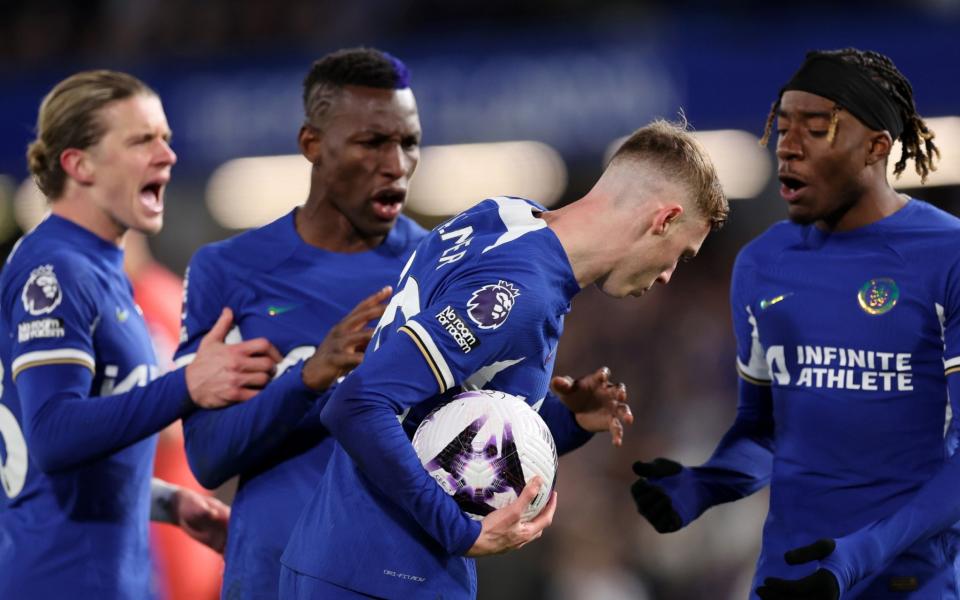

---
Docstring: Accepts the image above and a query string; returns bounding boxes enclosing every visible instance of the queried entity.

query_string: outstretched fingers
[337,286,392,332]
[609,416,625,446]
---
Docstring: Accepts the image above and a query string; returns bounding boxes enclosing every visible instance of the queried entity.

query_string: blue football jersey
[174,209,426,600]
[732,200,960,598]
[0,215,189,599]
[281,196,590,599]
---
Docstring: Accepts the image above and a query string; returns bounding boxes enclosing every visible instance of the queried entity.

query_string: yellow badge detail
[857,278,899,316]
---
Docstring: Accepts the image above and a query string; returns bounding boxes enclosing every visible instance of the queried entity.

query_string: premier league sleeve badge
[21,265,63,316]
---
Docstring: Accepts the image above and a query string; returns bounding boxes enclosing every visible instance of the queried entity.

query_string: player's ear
[865,131,893,166]
[60,148,95,186]
[652,204,684,236]
[298,124,322,163]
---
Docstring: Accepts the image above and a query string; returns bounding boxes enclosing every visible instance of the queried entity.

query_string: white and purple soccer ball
[412,389,558,521]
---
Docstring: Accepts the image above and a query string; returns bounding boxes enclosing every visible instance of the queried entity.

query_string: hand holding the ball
[552,366,633,446]
[466,477,558,557]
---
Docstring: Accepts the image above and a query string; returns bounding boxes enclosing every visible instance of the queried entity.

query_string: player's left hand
[756,538,840,600]
[552,366,633,446]
[302,286,392,391]
[171,487,231,554]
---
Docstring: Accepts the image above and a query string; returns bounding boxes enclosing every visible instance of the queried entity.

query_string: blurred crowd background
[1,1,958,599]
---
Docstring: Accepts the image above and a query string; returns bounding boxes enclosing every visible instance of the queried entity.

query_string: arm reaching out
[182,287,391,488]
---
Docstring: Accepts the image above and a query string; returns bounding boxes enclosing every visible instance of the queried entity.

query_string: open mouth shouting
[370,188,406,221]
[139,178,167,216]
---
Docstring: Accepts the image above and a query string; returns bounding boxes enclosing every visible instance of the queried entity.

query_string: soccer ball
[412,389,558,521]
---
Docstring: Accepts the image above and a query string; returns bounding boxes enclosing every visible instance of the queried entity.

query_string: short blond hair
[611,119,728,230]
[27,70,154,198]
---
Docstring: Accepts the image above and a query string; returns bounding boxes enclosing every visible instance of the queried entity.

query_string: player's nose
[380,142,408,179]
[776,128,803,162]
[657,266,676,285]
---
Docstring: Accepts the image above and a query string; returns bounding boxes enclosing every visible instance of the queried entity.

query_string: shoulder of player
[456,259,555,323]
[189,215,295,275]
[472,197,555,254]
[0,244,96,317]
[415,197,551,278]
[394,213,429,248]
[3,239,96,289]
[901,198,960,235]
[879,200,960,267]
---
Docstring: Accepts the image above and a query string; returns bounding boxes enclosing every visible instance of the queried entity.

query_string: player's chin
[366,211,400,235]
[596,281,633,299]
[133,213,164,235]
[786,203,818,225]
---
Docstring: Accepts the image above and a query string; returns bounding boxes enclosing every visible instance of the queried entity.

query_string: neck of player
[295,198,386,253]
[818,179,908,233]
[540,200,613,289]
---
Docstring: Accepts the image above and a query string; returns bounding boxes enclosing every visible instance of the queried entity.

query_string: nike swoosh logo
[760,293,794,310]
[267,305,299,316]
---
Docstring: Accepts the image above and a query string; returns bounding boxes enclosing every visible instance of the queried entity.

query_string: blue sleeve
[182,361,322,488]
[678,382,774,522]
[16,364,191,473]
[537,390,593,455]
[819,261,960,596]
[322,266,559,554]
[175,246,230,361]
[653,251,775,523]
[321,331,482,556]
[7,254,193,473]
[176,249,322,488]
[821,372,960,595]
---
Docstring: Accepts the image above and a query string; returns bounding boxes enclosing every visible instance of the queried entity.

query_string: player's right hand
[301,286,392,391]
[630,458,685,533]
[185,307,283,408]
[466,476,558,557]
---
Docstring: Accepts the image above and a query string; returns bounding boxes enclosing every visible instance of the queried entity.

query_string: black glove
[630,458,684,533]
[756,539,840,600]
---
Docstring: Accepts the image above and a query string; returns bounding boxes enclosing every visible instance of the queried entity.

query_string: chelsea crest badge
[857,278,899,316]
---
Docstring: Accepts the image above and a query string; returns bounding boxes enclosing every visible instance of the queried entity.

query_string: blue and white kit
[281,197,594,599]
[0,215,192,599]
[656,199,960,598]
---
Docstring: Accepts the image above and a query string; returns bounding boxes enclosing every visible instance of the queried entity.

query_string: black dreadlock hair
[761,48,939,183]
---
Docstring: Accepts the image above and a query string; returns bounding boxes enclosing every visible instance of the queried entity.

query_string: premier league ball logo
[466,280,520,330]
[423,413,526,517]
[412,390,558,521]
[21,265,63,316]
